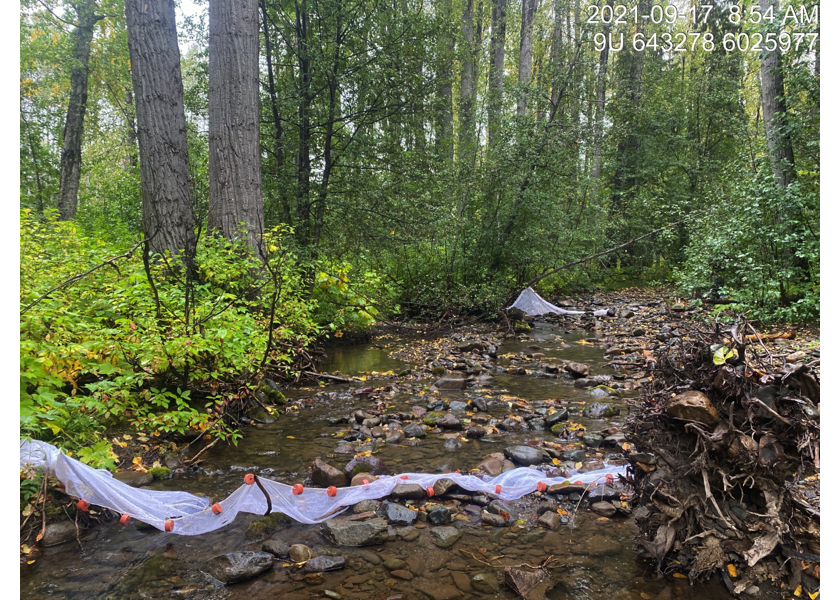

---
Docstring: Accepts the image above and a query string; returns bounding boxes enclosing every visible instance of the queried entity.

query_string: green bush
[20,211,319,468]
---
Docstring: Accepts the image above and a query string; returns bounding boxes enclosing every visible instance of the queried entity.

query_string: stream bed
[20,323,733,600]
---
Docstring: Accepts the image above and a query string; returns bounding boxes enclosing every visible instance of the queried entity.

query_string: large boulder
[321,517,389,546]
[666,390,719,426]
[202,552,274,584]
[311,458,347,487]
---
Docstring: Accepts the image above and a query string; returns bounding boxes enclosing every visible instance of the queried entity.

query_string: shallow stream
[20,323,732,600]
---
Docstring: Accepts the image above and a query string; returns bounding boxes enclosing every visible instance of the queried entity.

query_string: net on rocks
[507,287,583,316]
[21,439,625,535]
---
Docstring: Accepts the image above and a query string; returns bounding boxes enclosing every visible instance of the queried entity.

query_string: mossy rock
[550,423,566,435]
[258,379,287,405]
[148,466,172,480]
[245,512,293,541]
[431,366,447,376]
[513,320,532,333]
[423,411,445,426]
[398,369,411,377]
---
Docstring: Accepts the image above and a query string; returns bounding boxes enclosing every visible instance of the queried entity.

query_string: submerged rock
[289,544,314,562]
[304,555,346,573]
[321,517,389,546]
[261,540,289,558]
[583,403,620,419]
[378,501,417,525]
[430,526,461,548]
[202,551,274,584]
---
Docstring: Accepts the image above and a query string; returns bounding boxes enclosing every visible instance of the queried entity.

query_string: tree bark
[758,0,795,188]
[590,0,612,180]
[208,0,265,254]
[434,0,454,161]
[516,0,538,116]
[57,1,102,221]
[125,0,196,258]
[458,0,477,164]
[488,0,506,149]
[295,0,313,245]
[260,0,286,219]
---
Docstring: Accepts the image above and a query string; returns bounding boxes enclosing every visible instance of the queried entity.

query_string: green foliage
[20,210,319,466]
[676,164,819,322]
[312,262,398,334]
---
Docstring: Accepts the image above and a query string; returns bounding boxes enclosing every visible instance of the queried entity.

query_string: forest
[20,0,820,597]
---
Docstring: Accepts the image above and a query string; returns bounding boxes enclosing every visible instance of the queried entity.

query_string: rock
[547,482,588,495]
[587,485,622,501]
[390,569,414,580]
[378,502,417,525]
[324,591,341,599]
[666,390,719,426]
[427,506,452,526]
[41,521,80,547]
[414,578,462,600]
[587,385,618,397]
[475,457,504,477]
[384,557,408,571]
[430,526,461,548]
[786,350,806,362]
[449,401,469,412]
[114,470,154,488]
[245,512,292,540]
[398,527,420,541]
[488,500,519,520]
[504,445,545,466]
[353,499,379,513]
[385,430,405,444]
[466,425,487,438]
[202,552,274,584]
[564,362,590,377]
[261,540,290,558]
[321,517,389,546]
[583,402,620,419]
[392,483,426,499]
[632,327,646,336]
[499,417,526,431]
[545,408,569,426]
[481,511,507,526]
[304,555,346,573]
[433,377,466,390]
[451,570,472,593]
[311,458,347,487]
[582,433,604,447]
[471,573,500,594]
[350,473,379,486]
[433,478,458,496]
[562,449,586,461]
[406,550,450,575]
[403,423,426,438]
[289,544,314,563]
[537,511,561,530]
[590,501,616,517]
[436,413,462,430]
[345,456,393,478]
[470,397,488,412]
[370,426,386,438]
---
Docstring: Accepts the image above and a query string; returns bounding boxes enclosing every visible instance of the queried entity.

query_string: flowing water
[20,324,732,600]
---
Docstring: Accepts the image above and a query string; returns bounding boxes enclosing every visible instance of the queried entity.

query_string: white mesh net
[21,439,626,535]
[507,287,583,316]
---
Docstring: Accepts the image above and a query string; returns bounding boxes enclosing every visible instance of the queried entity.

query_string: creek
[20,323,732,600]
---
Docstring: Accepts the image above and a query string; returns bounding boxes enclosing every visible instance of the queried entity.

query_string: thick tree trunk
[758,0,795,188]
[57,2,101,221]
[208,0,265,254]
[125,0,196,258]
[516,0,538,116]
[488,0,506,149]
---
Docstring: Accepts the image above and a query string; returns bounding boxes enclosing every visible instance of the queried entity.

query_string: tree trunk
[208,0,265,254]
[488,0,506,149]
[260,0,286,221]
[295,0,312,245]
[123,88,138,171]
[57,2,101,221]
[516,0,538,116]
[758,0,795,188]
[590,0,612,180]
[458,0,476,164]
[125,0,196,258]
[435,0,454,161]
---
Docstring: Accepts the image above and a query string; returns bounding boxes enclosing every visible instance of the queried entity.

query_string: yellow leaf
[27,560,35,564]
[21,544,31,554]
[727,564,737,578]
[286,436,296,439]
[552,458,560,466]
[808,590,819,599]
[794,585,802,597]
[673,573,687,579]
